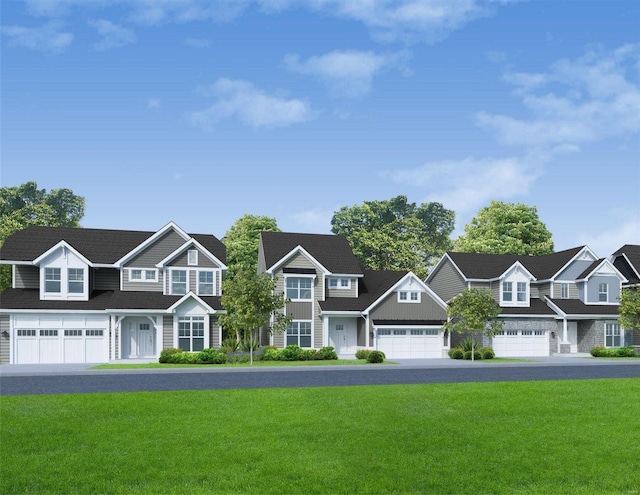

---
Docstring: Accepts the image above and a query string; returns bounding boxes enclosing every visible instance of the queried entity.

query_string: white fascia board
[0,260,33,266]
[155,238,227,270]
[580,259,628,283]
[499,261,536,281]
[550,246,597,281]
[552,314,620,320]
[115,221,190,267]
[166,292,217,314]
[320,310,362,316]
[426,253,467,283]
[364,271,448,314]
[620,253,640,281]
[0,309,106,314]
[373,323,443,329]
[543,297,566,317]
[330,273,364,279]
[32,241,94,267]
[265,245,330,276]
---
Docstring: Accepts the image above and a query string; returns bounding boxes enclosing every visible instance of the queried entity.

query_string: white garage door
[377,328,442,359]
[13,315,109,364]
[492,329,549,357]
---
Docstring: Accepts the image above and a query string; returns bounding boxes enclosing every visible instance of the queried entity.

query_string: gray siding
[127,230,186,266]
[552,282,578,299]
[557,260,594,280]
[123,269,164,292]
[14,265,39,289]
[536,283,552,299]
[287,302,312,320]
[168,248,221,268]
[369,291,447,322]
[586,275,621,304]
[326,278,358,298]
[209,317,220,349]
[93,268,120,290]
[0,315,9,363]
[428,259,466,302]
[257,242,267,274]
[163,315,173,349]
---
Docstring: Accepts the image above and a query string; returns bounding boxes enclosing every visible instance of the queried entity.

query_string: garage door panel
[64,338,84,363]
[86,338,108,363]
[16,339,38,364]
[493,329,548,357]
[377,328,442,359]
[39,338,61,363]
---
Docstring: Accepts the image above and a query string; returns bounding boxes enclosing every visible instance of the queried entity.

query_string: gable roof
[545,297,619,316]
[260,231,363,275]
[0,225,225,265]
[612,245,640,285]
[445,246,585,281]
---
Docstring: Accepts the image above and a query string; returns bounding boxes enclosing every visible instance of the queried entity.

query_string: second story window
[598,283,608,302]
[503,282,513,302]
[68,268,84,293]
[398,291,420,303]
[171,270,187,295]
[286,277,312,300]
[517,282,527,302]
[130,269,157,282]
[45,268,61,293]
[198,271,214,295]
[188,249,198,266]
[561,283,569,299]
[328,278,350,289]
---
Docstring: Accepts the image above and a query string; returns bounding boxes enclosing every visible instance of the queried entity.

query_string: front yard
[2,379,639,494]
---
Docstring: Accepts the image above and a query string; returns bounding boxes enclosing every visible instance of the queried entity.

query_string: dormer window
[502,282,513,302]
[398,291,420,303]
[68,268,84,293]
[501,275,529,306]
[45,268,61,293]
[517,282,527,302]
[328,278,350,289]
[598,283,608,302]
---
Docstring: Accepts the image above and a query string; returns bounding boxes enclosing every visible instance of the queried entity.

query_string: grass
[90,359,377,369]
[2,379,639,494]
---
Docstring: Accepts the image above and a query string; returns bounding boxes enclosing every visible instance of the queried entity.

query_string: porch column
[365,315,370,348]
[322,317,329,347]
[109,315,116,360]
[560,318,571,354]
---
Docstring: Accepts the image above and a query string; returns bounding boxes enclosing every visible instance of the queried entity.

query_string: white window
[45,268,61,293]
[605,323,621,347]
[178,316,205,352]
[503,282,513,302]
[171,270,187,295]
[286,277,312,300]
[517,282,527,302]
[561,283,569,299]
[598,283,608,302]
[188,249,198,266]
[398,291,420,303]
[329,278,351,289]
[130,269,157,282]
[68,268,84,294]
[198,271,214,295]
[286,321,312,347]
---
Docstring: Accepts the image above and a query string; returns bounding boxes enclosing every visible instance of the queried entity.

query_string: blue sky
[2,0,639,258]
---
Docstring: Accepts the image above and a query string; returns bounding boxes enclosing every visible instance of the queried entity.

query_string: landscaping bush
[197,348,227,364]
[463,350,482,360]
[159,348,182,363]
[219,338,240,353]
[482,348,495,360]
[617,346,635,357]
[280,344,303,361]
[590,346,635,358]
[318,346,338,360]
[225,352,250,364]
[239,338,260,352]
[367,350,385,363]
[261,347,280,361]
[448,348,464,359]
[300,349,319,361]
[355,349,372,360]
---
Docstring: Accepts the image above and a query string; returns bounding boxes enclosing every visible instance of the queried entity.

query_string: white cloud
[475,44,640,150]
[386,155,544,219]
[147,98,161,110]
[284,49,410,98]
[89,19,136,51]
[0,21,73,53]
[186,79,312,130]
[289,208,334,234]
[185,37,212,48]
[576,216,640,258]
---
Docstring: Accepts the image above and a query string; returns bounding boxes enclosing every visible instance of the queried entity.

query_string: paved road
[1,362,639,396]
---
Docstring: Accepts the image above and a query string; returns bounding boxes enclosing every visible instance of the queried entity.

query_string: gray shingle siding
[123,269,164,292]
[586,275,621,304]
[126,230,186,266]
[287,302,312,320]
[429,259,466,302]
[369,291,447,322]
[14,265,39,289]
[0,315,9,363]
[209,317,220,349]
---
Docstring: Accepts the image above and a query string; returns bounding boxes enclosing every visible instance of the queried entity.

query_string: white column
[109,315,116,360]
[562,318,568,342]
[322,316,329,347]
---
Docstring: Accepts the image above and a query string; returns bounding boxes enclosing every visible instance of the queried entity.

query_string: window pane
[192,338,204,352]
[286,334,298,346]
[178,338,191,352]
[69,281,84,293]
[45,281,61,292]
[145,270,156,280]
[131,269,142,280]
[300,335,312,347]
[299,288,311,299]
[340,279,349,287]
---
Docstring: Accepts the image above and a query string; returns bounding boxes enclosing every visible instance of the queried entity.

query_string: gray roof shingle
[546,298,619,315]
[260,231,363,275]
[612,245,640,285]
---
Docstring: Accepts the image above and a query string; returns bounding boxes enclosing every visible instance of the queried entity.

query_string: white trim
[575,258,627,283]
[426,253,467,284]
[364,272,448,314]
[320,310,362,316]
[397,290,421,303]
[284,274,314,302]
[328,277,351,290]
[188,249,198,266]
[613,252,640,282]
[196,269,217,296]
[155,238,227,271]
[549,246,598,281]
[115,222,190,267]
[265,245,330,276]
[128,268,158,282]
[499,261,536,282]
[167,268,189,296]
[33,241,93,267]
[166,292,218,314]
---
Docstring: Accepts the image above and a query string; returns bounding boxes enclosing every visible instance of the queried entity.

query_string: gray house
[427,246,629,356]
[0,222,227,364]
[258,232,449,358]
[610,244,640,345]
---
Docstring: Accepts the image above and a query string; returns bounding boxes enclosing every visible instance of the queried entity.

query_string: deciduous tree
[454,200,553,255]
[331,195,454,279]
[222,214,279,278]
[618,288,640,336]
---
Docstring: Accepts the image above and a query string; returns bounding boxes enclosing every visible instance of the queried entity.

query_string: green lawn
[2,379,639,494]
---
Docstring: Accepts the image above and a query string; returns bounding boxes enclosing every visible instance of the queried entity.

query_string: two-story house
[427,246,629,356]
[0,222,226,364]
[610,244,640,345]
[257,231,449,359]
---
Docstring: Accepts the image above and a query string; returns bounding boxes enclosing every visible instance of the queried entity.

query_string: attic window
[329,278,350,289]
[188,250,198,266]
[398,291,420,303]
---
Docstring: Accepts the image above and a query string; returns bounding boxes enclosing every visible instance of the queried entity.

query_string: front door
[568,322,578,353]
[128,320,155,358]
[329,319,357,355]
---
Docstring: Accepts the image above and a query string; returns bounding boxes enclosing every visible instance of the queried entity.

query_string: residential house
[610,244,640,345]
[0,222,226,364]
[427,246,629,356]
[257,231,449,358]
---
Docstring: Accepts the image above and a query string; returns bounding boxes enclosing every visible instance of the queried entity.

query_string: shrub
[300,349,319,361]
[197,348,227,364]
[280,344,303,361]
[239,338,260,352]
[590,346,635,358]
[261,348,280,361]
[617,346,635,357]
[463,350,482,360]
[225,352,250,364]
[449,348,464,359]
[459,337,482,352]
[355,349,372,360]
[318,346,338,360]
[366,350,385,363]
[220,338,240,353]
[482,348,495,360]
[159,348,183,363]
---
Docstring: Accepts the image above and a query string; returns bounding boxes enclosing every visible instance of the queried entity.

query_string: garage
[492,329,549,357]
[13,315,109,364]
[376,327,443,359]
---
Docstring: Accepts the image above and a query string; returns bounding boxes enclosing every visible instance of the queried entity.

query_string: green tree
[443,288,503,360]
[618,288,640,336]
[331,195,454,279]
[218,270,291,364]
[0,182,85,291]
[222,214,280,278]
[454,200,554,255]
